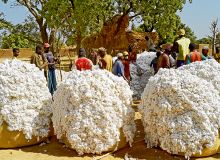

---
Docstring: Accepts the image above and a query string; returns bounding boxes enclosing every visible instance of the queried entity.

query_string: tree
[196,37,212,45]
[210,19,219,54]
[0,15,41,49]
[179,23,197,43]
[2,0,64,52]
[2,0,193,51]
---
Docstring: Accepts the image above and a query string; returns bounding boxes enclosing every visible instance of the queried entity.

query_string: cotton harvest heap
[52,70,136,155]
[140,60,220,158]
[130,52,156,100]
[0,60,52,148]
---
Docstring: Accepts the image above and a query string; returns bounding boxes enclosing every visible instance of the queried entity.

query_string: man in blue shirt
[44,43,58,95]
[112,53,128,82]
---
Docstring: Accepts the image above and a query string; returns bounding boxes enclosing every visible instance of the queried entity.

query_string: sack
[0,121,53,148]
[177,132,220,157]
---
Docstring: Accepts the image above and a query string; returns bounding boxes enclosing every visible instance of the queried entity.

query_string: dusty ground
[0,101,220,160]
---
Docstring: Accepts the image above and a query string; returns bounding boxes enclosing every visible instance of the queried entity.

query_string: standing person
[89,49,98,65]
[157,46,172,73]
[12,48,20,59]
[150,51,161,74]
[112,53,127,81]
[74,48,93,71]
[145,36,154,51]
[122,51,130,82]
[176,29,191,68]
[44,43,57,95]
[202,46,213,59]
[129,45,137,63]
[97,47,113,72]
[185,43,206,64]
[31,45,47,70]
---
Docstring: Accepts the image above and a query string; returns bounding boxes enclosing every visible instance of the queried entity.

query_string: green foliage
[1,0,193,49]
[0,15,40,49]
[196,37,212,45]
[179,23,197,43]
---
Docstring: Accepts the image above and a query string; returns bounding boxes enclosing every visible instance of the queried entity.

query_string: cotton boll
[130,52,156,100]
[0,59,52,139]
[141,61,220,157]
[55,70,69,85]
[52,69,136,155]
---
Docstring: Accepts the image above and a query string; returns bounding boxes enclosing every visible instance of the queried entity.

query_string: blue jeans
[48,69,57,95]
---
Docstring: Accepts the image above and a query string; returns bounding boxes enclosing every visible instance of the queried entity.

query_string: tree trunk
[49,28,57,55]
[76,32,82,55]
[36,18,49,43]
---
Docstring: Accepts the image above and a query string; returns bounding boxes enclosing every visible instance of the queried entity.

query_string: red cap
[44,43,50,48]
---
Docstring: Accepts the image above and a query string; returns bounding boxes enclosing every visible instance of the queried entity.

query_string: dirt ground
[0,101,220,160]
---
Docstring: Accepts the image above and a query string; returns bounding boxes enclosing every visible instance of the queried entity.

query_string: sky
[0,0,220,39]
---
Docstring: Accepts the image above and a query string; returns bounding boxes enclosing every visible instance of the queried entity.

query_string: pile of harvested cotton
[55,70,69,85]
[130,52,156,100]
[140,60,220,157]
[0,59,52,140]
[52,69,136,155]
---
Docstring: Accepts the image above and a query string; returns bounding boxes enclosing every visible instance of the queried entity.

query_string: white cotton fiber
[52,69,136,155]
[140,60,220,157]
[130,52,156,100]
[0,59,52,139]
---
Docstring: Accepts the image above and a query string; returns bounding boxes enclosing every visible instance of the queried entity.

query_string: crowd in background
[10,28,214,96]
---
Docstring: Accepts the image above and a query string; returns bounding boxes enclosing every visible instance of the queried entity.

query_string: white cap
[202,46,209,50]
[117,53,123,57]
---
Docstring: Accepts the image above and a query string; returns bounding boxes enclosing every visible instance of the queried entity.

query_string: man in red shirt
[122,51,130,82]
[75,48,93,71]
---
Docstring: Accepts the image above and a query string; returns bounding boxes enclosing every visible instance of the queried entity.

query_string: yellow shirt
[177,37,191,61]
[103,54,113,72]
[31,53,43,69]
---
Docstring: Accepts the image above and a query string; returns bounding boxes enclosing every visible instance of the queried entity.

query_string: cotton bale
[0,59,52,148]
[52,69,136,155]
[140,61,220,158]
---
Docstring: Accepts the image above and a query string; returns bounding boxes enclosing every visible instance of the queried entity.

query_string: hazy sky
[0,0,220,39]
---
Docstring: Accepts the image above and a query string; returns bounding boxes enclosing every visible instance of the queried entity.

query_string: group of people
[150,29,212,74]
[73,47,131,82]
[11,28,213,93]
[12,43,59,96]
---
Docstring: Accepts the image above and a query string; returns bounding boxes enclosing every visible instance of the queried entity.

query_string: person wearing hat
[43,43,58,95]
[74,48,93,71]
[122,51,130,82]
[202,46,213,59]
[175,29,191,68]
[112,53,127,80]
[97,47,113,72]
[185,43,205,65]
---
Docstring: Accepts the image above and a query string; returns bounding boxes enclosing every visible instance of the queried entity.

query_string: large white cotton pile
[140,60,220,157]
[0,59,52,139]
[130,52,156,100]
[52,69,136,155]
[55,70,69,85]
[179,59,220,91]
